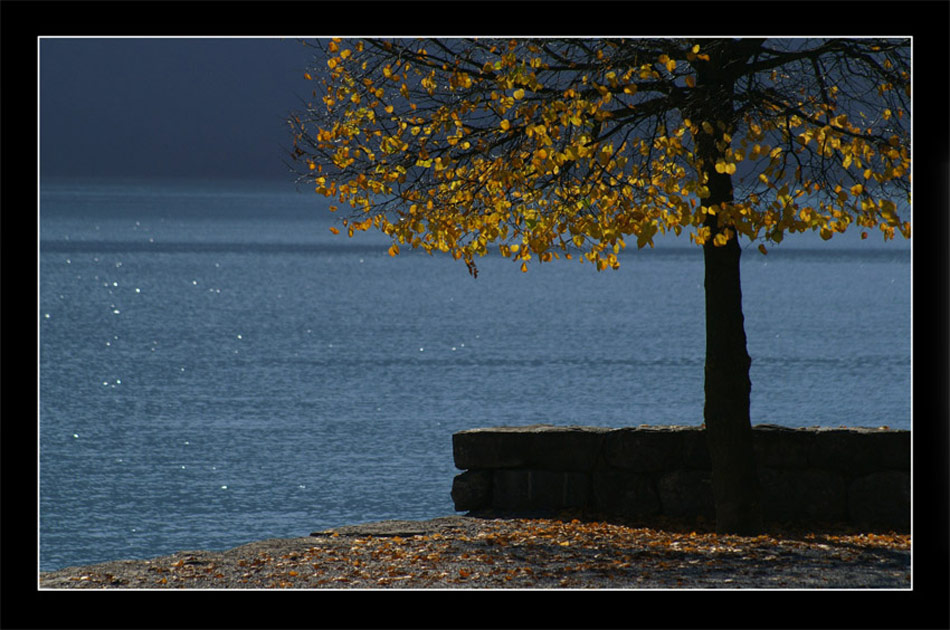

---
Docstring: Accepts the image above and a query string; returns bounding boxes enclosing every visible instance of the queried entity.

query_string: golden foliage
[291,38,910,273]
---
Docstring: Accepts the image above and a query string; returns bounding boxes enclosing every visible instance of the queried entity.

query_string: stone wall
[451,424,909,531]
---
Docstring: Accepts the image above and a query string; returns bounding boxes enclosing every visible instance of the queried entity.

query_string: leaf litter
[39,515,910,589]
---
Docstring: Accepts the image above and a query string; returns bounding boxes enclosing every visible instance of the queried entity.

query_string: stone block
[848,471,910,531]
[451,470,492,512]
[657,469,715,519]
[453,425,610,471]
[808,428,909,474]
[491,469,590,511]
[752,424,815,469]
[451,424,910,527]
[603,427,685,471]
[681,428,711,469]
[759,467,848,523]
[591,470,660,518]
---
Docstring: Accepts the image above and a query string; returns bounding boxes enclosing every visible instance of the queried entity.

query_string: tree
[287,37,911,534]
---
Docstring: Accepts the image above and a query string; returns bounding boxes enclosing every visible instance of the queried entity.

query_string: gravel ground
[38,515,911,590]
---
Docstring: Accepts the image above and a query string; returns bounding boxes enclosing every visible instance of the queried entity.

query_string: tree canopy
[288,37,912,534]
[288,38,910,276]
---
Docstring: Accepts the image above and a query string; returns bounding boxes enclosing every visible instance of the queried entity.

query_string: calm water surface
[39,179,911,571]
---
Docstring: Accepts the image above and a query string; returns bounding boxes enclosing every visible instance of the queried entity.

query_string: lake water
[38,179,912,571]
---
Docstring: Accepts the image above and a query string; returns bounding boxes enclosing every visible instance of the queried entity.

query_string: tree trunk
[703,235,763,534]
[694,40,764,535]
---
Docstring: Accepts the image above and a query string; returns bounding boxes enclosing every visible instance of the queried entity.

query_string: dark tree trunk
[693,41,764,535]
[703,235,763,534]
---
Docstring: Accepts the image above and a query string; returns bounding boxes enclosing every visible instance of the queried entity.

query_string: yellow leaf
[692,226,711,244]
[702,121,714,134]
[685,75,696,88]
[758,244,768,255]
[304,73,312,81]
[500,119,511,131]
[513,88,525,99]
[388,243,400,256]
[850,184,863,196]
[714,161,735,175]
[329,226,340,235]
[520,262,528,273]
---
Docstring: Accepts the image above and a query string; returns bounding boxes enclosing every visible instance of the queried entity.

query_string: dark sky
[40,37,318,182]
